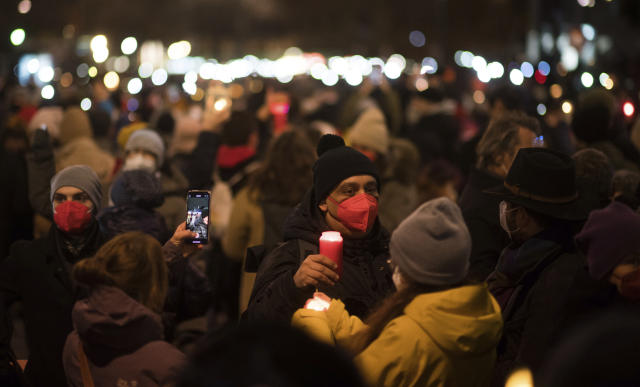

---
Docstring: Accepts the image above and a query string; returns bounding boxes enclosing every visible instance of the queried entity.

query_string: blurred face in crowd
[124,148,158,172]
[497,127,537,177]
[318,175,379,239]
[53,186,94,212]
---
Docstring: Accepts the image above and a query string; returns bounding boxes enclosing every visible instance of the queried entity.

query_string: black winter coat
[246,191,394,323]
[0,224,105,387]
[487,226,602,387]
[459,168,509,281]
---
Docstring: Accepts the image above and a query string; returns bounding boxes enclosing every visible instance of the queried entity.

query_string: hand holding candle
[319,231,343,277]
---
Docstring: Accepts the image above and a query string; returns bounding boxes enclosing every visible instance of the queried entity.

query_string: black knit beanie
[313,134,379,204]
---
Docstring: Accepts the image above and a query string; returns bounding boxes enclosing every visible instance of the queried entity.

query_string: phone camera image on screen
[186,191,210,244]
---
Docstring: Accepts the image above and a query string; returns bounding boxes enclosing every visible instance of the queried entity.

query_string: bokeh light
[520,62,534,78]
[127,78,143,94]
[10,29,26,46]
[151,68,168,86]
[581,72,594,88]
[17,0,32,14]
[509,69,524,86]
[537,103,547,116]
[41,85,55,100]
[80,98,92,111]
[562,101,573,114]
[121,37,138,55]
[103,71,120,90]
[409,31,426,47]
[623,101,635,117]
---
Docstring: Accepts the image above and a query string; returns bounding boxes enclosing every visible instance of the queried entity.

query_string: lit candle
[319,231,343,277]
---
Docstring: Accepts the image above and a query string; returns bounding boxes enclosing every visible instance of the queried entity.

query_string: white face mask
[499,200,520,239]
[123,154,156,173]
[392,265,405,291]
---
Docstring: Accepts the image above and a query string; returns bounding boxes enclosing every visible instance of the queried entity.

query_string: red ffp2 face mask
[53,201,92,234]
[328,193,378,232]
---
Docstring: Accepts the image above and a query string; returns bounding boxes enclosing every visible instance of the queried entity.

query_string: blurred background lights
[460,51,474,68]
[415,77,428,91]
[93,47,109,63]
[151,68,168,86]
[409,30,426,47]
[471,56,487,72]
[184,70,198,84]
[10,29,26,46]
[80,98,92,111]
[509,69,524,86]
[473,90,486,104]
[138,63,153,78]
[127,78,143,94]
[328,56,348,75]
[581,24,596,41]
[550,84,563,98]
[41,85,55,100]
[537,103,547,116]
[487,62,504,78]
[344,71,363,86]
[121,37,138,55]
[383,54,406,79]
[623,101,635,117]
[90,35,107,52]
[538,61,551,76]
[310,63,328,80]
[27,58,40,74]
[520,62,534,78]
[37,66,54,83]
[114,56,130,73]
[103,71,120,90]
[321,70,339,86]
[182,82,197,95]
[562,101,573,114]
[421,57,438,74]
[599,73,614,89]
[581,72,594,87]
[60,72,73,87]
[561,46,579,71]
[477,69,491,83]
[88,66,98,78]
[167,40,191,60]
[17,0,31,14]
[199,62,216,79]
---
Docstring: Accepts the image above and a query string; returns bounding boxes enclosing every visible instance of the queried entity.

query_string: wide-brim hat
[484,147,591,220]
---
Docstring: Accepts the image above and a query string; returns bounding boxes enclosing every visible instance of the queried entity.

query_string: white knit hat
[347,108,389,156]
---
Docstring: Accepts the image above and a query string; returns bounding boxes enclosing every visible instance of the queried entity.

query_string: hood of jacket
[404,284,503,356]
[282,189,389,257]
[73,286,164,358]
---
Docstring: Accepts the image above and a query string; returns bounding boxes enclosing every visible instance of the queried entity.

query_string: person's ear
[318,200,327,212]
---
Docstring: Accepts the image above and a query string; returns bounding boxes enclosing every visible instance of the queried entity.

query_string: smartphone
[186,190,210,244]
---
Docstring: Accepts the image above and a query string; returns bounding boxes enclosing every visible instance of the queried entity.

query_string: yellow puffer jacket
[292,284,502,387]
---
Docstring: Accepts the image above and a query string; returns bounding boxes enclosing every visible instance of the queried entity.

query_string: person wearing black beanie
[245,134,393,323]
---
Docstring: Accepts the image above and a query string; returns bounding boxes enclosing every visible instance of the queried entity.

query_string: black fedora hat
[484,147,590,220]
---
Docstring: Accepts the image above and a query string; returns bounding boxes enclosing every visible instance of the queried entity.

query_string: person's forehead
[339,175,376,186]
[55,186,85,196]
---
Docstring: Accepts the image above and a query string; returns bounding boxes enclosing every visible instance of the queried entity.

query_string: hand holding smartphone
[186,190,210,244]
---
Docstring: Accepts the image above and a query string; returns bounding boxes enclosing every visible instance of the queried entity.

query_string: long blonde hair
[73,231,168,313]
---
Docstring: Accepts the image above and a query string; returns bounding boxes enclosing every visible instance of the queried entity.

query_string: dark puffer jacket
[246,190,394,323]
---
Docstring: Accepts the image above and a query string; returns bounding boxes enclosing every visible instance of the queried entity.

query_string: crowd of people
[1,65,640,387]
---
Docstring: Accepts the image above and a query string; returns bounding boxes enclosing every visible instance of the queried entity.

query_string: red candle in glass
[319,231,343,277]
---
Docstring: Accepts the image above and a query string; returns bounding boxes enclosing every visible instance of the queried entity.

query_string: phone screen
[186,191,210,244]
